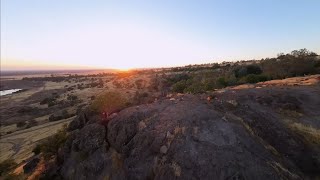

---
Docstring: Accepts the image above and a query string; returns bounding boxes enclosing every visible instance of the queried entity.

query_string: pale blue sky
[1,0,320,70]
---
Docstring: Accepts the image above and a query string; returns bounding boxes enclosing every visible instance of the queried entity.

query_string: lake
[0,89,22,96]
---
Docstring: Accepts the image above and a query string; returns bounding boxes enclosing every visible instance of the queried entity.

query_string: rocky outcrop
[51,85,320,180]
[67,109,99,131]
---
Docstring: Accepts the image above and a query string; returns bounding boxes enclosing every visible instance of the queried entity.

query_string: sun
[118,68,132,72]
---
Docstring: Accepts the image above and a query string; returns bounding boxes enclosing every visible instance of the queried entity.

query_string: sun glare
[118,68,131,72]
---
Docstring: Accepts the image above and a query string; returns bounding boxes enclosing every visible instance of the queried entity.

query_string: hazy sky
[1,0,320,70]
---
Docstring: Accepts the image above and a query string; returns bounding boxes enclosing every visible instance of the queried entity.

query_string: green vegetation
[290,123,320,145]
[90,91,127,116]
[25,119,38,129]
[131,91,153,105]
[32,125,68,159]
[166,49,319,94]
[234,64,262,78]
[40,97,56,105]
[246,74,269,84]
[67,94,78,101]
[49,110,75,122]
[16,121,26,128]
[0,159,17,176]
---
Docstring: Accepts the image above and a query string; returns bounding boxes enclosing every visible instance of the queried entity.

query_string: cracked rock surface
[50,85,320,180]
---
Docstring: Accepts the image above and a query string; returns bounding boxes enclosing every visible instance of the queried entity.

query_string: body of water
[0,89,22,96]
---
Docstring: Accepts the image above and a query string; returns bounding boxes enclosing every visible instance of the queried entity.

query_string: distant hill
[0,69,119,77]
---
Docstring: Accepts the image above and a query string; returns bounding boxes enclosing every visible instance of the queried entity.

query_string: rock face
[53,85,320,180]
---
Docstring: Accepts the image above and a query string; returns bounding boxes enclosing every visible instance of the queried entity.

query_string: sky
[1,0,320,70]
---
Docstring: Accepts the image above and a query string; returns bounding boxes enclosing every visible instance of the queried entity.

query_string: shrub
[90,91,127,116]
[217,77,228,87]
[35,125,68,159]
[131,91,153,105]
[135,79,144,89]
[172,80,187,93]
[67,94,78,101]
[234,67,248,78]
[0,159,17,176]
[49,110,74,122]
[18,107,37,114]
[16,121,26,128]
[167,73,191,85]
[246,74,269,83]
[246,65,262,75]
[40,97,56,105]
[235,65,262,78]
[62,110,68,117]
[47,101,56,107]
[32,145,41,155]
[183,82,206,94]
[26,119,38,128]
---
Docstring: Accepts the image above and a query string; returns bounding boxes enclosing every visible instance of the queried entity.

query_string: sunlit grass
[290,123,320,145]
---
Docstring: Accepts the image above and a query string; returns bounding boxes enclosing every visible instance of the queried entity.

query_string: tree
[246,65,262,75]
[172,80,187,93]
[0,159,17,176]
[16,121,26,128]
[217,77,228,87]
[291,48,317,57]
[90,91,127,117]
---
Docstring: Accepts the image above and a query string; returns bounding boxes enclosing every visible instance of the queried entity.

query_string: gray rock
[53,86,320,180]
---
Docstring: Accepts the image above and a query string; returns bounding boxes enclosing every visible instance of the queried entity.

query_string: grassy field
[0,118,73,163]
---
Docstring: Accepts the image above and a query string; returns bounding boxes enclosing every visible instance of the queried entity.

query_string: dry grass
[267,161,300,179]
[235,115,280,156]
[289,123,320,145]
[257,75,320,87]
[111,149,123,171]
[171,161,181,177]
[0,118,72,163]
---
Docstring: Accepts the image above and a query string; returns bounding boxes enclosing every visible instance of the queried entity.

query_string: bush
[49,110,74,122]
[234,65,262,78]
[32,145,41,155]
[90,91,127,116]
[135,79,144,89]
[16,121,26,128]
[167,73,191,85]
[34,125,68,159]
[234,67,248,78]
[246,74,269,84]
[47,101,56,107]
[172,80,187,93]
[67,94,78,101]
[40,97,56,105]
[131,91,153,105]
[183,82,206,94]
[217,77,228,87]
[0,159,17,176]
[246,65,262,75]
[25,119,38,128]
